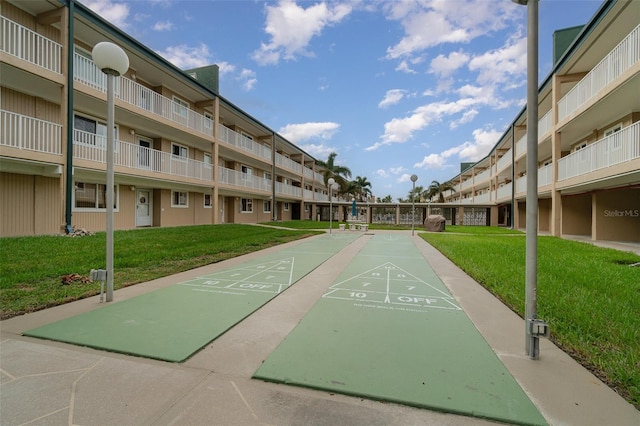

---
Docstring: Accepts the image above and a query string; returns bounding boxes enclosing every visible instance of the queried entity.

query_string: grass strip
[0,224,320,319]
[420,231,640,409]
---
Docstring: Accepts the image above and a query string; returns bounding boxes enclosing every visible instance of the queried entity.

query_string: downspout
[64,0,75,234]
[271,132,277,221]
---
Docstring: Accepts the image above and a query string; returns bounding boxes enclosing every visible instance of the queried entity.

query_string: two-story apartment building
[1,0,331,237]
[434,0,639,243]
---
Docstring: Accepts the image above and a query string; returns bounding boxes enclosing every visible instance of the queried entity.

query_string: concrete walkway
[1,231,639,425]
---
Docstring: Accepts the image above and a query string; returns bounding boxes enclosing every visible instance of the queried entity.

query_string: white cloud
[376,169,389,178]
[449,109,478,129]
[384,0,517,60]
[217,62,236,76]
[279,122,340,143]
[156,43,212,69]
[298,143,335,158]
[468,35,527,85]
[153,21,174,31]
[80,0,130,28]
[429,50,469,78]
[252,0,352,65]
[238,68,257,91]
[415,126,502,171]
[378,89,406,109]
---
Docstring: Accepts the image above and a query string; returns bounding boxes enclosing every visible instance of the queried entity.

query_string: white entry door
[136,189,152,227]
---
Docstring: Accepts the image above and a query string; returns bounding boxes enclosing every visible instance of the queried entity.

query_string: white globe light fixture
[92,42,129,303]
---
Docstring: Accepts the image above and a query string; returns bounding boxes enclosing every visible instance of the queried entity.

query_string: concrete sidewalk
[1,231,638,426]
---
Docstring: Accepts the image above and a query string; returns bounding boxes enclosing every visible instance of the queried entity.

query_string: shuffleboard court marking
[178,257,296,295]
[322,261,461,312]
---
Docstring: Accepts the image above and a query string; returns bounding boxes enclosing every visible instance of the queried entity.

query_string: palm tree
[426,180,454,202]
[350,176,372,202]
[409,185,424,203]
[316,152,352,194]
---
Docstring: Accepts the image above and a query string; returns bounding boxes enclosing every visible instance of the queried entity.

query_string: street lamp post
[512,0,545,359]
[410,174,418,236]
[328,177,335,234]
[92,42,129,303]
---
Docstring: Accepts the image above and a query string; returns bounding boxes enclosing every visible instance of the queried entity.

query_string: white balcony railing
[538,110,552,138]
[474,192,490,203]
[74,53,212,137]
[496,148,512,171]
[538,163,553,187]
[461,179,473,190]
[218,167,271,192]
[276,153,303,174]
[1,110,62,155]
[558,121,640,181]
[475,168,490,184]
[558,24,640,122]
[515,134,527,157]
[1,16,62,74]
[73,129,212,181]
[303,167,314,179]
[276,181,302,198]
[217,125,271,161]
[496,183,512,200]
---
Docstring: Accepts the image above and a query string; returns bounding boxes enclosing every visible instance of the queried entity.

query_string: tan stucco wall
[562,193,592,236]
[593,188,640,242]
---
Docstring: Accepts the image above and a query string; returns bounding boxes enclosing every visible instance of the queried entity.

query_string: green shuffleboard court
[24,234,360,362]
[253,234,547,426]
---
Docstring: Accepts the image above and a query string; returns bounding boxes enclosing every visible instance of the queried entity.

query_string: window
[173,96,189,118]
[204,153,212,165]
[605,123,623,150]
[263,171,272,180]
[74,114,112,148]
[241,198,253,213]
[284,202,290,211]
[172,191,188,207]
[263,200,271,213]
[204,194,212,208]
[204,112,213,130]
[573,142,587,153]
[172,143,188,159]
[74,182,118,210]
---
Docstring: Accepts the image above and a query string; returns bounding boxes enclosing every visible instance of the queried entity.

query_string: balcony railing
[538,110,552,138]
[1,110,62,155]
[474,168,490,184]
[218,167,271,192]
[303,167,314,179]
[217,125,272,161]
[558,24,640,122]
[276,181,302,198]
[496,148,512,171]
[558,121,640,181]
[496,183,512,199]
[276,152,303,174]
[73,129,212,181]
[1,16,62,74]
[74,53,212,137]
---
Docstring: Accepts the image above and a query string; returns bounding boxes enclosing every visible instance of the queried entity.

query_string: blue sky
[81,0,602,201]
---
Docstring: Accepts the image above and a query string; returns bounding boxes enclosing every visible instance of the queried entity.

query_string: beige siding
[0,172,61,236]
[594,188,640,242]
[562,194,592,236]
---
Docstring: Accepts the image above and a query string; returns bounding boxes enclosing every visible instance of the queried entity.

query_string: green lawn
[421,230,640,409]
[0,224,320,319]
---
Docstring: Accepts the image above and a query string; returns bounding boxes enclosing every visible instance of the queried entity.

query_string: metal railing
[276,181,302,198]
[558,25,640,122]
[1,16,62,74]
[275,152,303,174]
[1,110,62,155]
[558,121,640,180]
[73,129,212,181]
[218,167,271,192]
[496,147,512,171]
[74,53,212,136]
[217,125,272,161]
